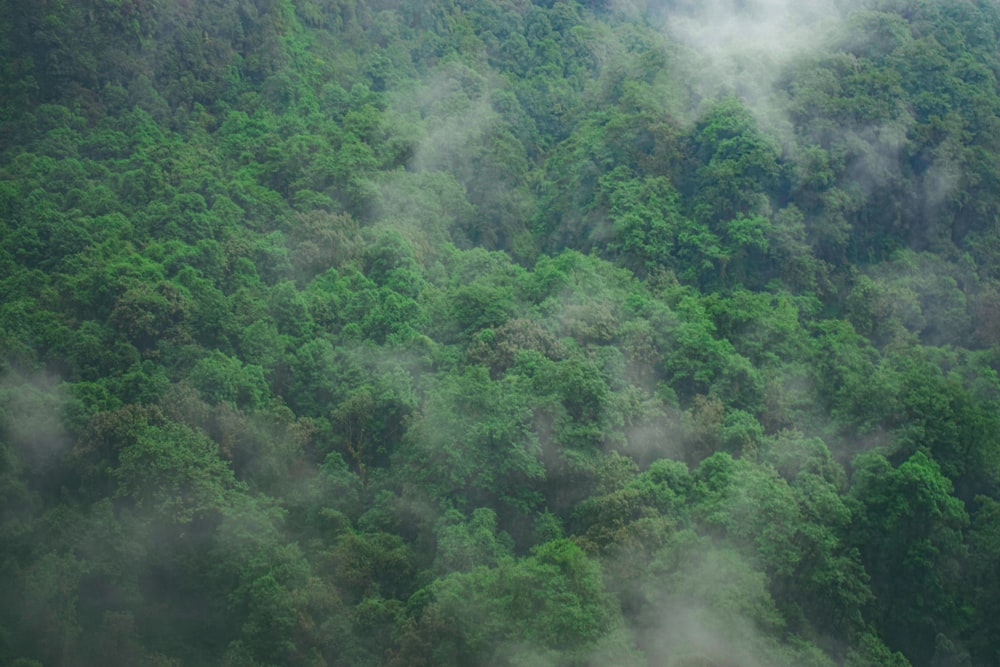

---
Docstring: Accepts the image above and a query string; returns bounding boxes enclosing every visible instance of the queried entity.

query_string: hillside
[3,0,1000,665]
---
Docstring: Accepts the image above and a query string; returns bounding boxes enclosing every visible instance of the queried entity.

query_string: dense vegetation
[3,0,1000,664]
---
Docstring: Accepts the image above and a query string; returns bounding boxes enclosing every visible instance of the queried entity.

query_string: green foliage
[433,507,513,574]
[396,538,631,666]
[691,111,778,215]
[401,365,544,512]
[112,422,239,523]
[848,451,970,663]
[4,0,1000,664]
[188,352,270,410]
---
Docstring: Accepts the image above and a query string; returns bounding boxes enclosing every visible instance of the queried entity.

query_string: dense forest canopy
[3,0,1000,665]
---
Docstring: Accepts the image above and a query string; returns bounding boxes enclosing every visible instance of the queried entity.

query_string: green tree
[848,451,969,663]
[394,539,637,667]
[686,98,782,226]
[400,365,544,513]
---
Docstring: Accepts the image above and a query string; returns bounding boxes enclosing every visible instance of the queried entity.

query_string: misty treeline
[2,0,1000,665]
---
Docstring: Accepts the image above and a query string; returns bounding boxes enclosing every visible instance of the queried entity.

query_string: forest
[2,0,1000,665]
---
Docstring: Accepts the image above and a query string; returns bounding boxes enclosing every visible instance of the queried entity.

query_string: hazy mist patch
[0,370,71,473]
[633,532,834,667]
[657,0,850,76]
[644,0,856,128]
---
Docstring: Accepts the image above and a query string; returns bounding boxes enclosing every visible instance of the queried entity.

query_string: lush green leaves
[4,0,1000,665]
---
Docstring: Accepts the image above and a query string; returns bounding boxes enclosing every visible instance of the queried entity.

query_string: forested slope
[3,0,1000,665]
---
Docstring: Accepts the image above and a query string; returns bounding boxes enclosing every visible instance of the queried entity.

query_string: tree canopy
[3,0,1000,665]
